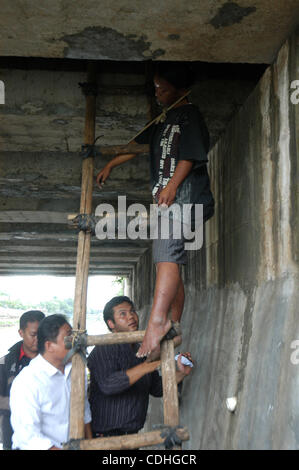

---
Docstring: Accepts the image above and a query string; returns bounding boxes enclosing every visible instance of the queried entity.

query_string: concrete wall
[140,27,299,449]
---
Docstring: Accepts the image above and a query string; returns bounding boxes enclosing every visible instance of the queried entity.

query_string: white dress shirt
[10,354,91,450]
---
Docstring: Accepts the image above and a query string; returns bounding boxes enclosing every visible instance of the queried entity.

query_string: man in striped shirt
[87,296,193,437]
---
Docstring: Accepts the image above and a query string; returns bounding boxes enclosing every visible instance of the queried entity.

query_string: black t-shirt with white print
[135,103,214,223]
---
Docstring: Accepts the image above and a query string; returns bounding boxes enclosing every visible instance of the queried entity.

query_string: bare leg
[136,262,182,358]
[169,275,184,323]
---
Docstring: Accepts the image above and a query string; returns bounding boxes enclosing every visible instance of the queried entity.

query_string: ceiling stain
[210,2,257,29]
[62,26,165,61]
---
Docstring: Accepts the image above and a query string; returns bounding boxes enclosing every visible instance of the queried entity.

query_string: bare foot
[145,324,182,361]
[136,318,172,359]
[145,347,161,362]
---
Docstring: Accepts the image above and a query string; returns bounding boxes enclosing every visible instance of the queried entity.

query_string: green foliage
[38,297,73,315]
[0,294,98,316]
[0,292,29,310]
[112,276,124,296]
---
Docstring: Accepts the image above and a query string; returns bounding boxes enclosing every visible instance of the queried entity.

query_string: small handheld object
[175,353,194,368]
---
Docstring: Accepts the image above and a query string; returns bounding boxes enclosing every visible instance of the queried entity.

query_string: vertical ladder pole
[69,61,97,440]
[161,339,180,429]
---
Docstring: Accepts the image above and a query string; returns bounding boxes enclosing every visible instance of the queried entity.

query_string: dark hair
[37,314,70,354]
[103,296,135,331]
[19,310,45,330]
[154,62,196,90]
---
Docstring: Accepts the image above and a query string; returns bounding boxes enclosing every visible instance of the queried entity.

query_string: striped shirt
[87,342,163,434]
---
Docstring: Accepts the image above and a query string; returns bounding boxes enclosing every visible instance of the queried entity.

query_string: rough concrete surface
[0,1,299,63]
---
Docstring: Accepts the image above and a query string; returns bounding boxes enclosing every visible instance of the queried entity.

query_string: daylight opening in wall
[0,274,125,357]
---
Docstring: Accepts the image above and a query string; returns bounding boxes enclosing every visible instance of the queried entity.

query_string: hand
[96,165,112,188]
[149,360,161,371]
[158,183,177,207]
[177,352,193,376]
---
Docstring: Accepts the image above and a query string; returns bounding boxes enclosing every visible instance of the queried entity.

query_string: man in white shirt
[9,314,92,450]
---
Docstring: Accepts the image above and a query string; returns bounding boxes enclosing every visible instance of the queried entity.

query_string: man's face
[154,75,182,108]
[108,302,139,333]
[48,323,72,361]
[19,321,40,355]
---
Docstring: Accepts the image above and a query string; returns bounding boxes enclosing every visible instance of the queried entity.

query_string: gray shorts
[152,216,187,265]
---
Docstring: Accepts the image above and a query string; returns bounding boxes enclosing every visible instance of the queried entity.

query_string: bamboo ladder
[64,62,189,451]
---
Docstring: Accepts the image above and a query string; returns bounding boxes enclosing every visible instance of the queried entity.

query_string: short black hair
[19,310,45,330]
[103,296,135,332]
[154,62,196,90]
[37,314,70,354]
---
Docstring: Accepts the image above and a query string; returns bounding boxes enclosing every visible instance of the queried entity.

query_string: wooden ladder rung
[64,426,189,450]
[65,330,182,348]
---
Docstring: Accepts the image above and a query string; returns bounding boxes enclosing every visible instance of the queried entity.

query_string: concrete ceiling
[0,0,298,278]
[1,0,299,64]
[0,64,155,277]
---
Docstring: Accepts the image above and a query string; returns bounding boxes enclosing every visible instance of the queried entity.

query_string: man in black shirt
[87,296,193,437]
[96,63,214,360]
[0,309,45,449]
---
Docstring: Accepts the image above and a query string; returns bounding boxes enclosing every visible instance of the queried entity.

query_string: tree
[113,276,124,296]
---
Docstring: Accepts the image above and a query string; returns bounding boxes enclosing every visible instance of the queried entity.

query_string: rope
[72,214,96,235]
[161,426,183,450]
[80,144,95,160]
[63,329,87,365]
[63,438,82,450]
[80,135,103,160]
[164,321,182,340]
